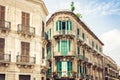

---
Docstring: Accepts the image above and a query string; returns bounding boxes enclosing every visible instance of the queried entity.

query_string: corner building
[46,10,104,80]
[103,55,119,80]
[0,0,48,80]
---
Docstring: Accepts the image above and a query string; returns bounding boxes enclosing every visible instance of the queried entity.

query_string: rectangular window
[0,38,5,60]
[42,47,45,59]
[0,5,5,27]
[22,12,30,32]
[21,42,30,62]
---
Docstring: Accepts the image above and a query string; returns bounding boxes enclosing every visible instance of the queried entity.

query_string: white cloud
[100,29,120,65]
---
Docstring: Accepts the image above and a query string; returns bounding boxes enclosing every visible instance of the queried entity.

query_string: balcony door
[0,5,5,28]
[0,38,5,60]
[21,42,30,62]
[22,12,30,32]
[58,40,71,56]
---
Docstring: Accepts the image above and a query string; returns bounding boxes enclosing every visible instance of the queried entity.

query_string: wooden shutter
[77,47,80,55]
[56,21,58,31]
[0,6,5,28]
[22,12,30,32]
[68,40,71,51]
[61,40,67,55]
[26,13,30,32]
[22,12,26,31]
[21,42,30,62]
[83,49,85,58]
[42,21,44,36]
[70,21,72,30]
[42,47,45,59]
[82,33,85,40]
[58,40,60,52]
[0,38,5,60]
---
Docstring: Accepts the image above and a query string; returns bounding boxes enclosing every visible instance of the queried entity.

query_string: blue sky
[44,0,120,66]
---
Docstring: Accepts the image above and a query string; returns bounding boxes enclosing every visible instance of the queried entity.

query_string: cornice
[26,0,49,16]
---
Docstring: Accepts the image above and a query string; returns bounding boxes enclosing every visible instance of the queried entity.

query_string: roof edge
[47,10,104,45]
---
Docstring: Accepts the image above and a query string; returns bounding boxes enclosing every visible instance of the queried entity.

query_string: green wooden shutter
[59,21,62,30]
[68,40,71,51]
[82,33,85,40]
[67,61,72,77]
[67,21,69,30]
[56,21,58,31]
[85,66,87,74]
[70,21,72,30]
[77,47,80,55]
[59,61,62,76]
[77,28,80,35]
[61,40,67,55]
[58,40,60,52]
[50,29,51,40]
[92,41,94,49]
[83,49,85,58]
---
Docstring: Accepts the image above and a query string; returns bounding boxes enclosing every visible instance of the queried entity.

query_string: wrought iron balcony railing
[0,53,11,62]
[53,30,75,39]
[16,55,36,64]
[17,24,35,35]
[0,20,11,30]
[53,71,77,78]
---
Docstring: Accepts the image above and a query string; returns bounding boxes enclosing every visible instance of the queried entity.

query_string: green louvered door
[58,40,71,56]
[61,40,67,55]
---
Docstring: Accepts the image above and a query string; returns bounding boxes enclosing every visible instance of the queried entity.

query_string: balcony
[47,53,52,61]
[0,20,11,34]
[16,55,36,68]
[53,71,77,79]
[93,62,97,68]
[0,53,11,67]
[53,30,75,39]
[54,51,76,59]
[41,32,48,46]
[41,59,49,74]
[78,73,86,79]
[17,24,35,38]
[78,55,88,63]
[77,36,83,45]
[87,59,92,66]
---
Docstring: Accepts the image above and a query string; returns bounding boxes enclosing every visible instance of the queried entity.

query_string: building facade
[103,55,119,80]
[0,0,48,80]
[46,10,104,80]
